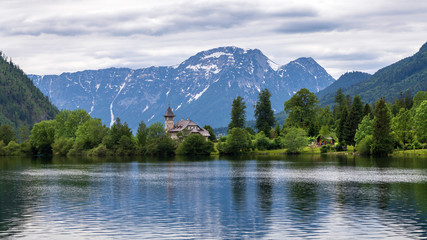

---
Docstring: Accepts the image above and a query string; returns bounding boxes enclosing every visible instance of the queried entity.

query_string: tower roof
[164,106,175,117]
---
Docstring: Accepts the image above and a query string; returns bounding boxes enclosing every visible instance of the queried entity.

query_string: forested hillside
[337,42,427,104]
[0,52,58,130]
[317,71,371,106]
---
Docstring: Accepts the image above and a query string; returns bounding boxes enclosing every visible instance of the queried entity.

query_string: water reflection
[0,155,426,239]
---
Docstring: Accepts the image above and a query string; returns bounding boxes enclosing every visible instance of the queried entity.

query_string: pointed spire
[164,105,175,117]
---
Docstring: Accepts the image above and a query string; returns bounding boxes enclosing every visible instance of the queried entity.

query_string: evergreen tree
[371,98,394,156]
[346,95,364,145]
[255,89,275,136]
[228,96,246,130]
[404,90,413,110]
[363,103,373,118]
[333,88,346,121]
[136,120,148,146]
[336,102,349,144]
[203,125,217,141]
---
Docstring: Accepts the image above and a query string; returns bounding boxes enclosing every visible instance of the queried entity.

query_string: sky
[1,0,427,79]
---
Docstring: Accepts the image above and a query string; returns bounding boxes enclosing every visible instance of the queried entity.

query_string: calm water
[0,155,426,239]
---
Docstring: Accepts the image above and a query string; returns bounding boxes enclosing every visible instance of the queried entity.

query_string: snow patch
[148,114,155,122]
[142,105,149,113]
[166,89,171,96]
[202,52,233,59]
[268,59,279,71]
[145,79,153,82]
[187,85,210,103]
[95,83,100,91]
[176,103,183,110]
[186,64,220,74]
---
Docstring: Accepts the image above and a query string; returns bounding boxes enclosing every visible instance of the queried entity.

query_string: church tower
[164,106,175,131]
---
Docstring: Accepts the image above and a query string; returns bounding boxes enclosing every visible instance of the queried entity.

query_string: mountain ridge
[29,46,335,131]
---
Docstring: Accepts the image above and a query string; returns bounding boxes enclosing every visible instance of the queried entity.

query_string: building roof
[168,119,210,137]
[164,106,175,117]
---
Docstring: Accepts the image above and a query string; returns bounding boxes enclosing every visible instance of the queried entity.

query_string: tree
[147,122,165,141]
[218,128,252,154]
[228,96,246,130]
[136,120,148,146]
[404,90,413,110]
[371,98,394,156]
[284,88,319,129]
[176,134,214,155]
[0,124,16,145]
[106,117,133,150]
[203,125,217,141]
[346,95,364,145]
[392,108,413,145]
[74,118,108,150]
[362,103,373,118]
[54,109,91,139]
[30,120,56,155]
[354,115,374,146]
[255,89,275,136]
[336,103,349,144]
[414,100,427,143]
[333,88,346,121]
[283,127,308,154]
[412,91,427,109]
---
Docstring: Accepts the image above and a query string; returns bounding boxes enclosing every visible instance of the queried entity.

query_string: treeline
[0,109,215,157]
[1,87,426,157]
[216,88,427,156]
[0,52,58,131]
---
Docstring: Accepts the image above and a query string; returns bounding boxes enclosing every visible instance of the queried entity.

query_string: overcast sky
[1,0,426,78]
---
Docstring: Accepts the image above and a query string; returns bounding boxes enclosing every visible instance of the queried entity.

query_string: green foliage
[30,120,56,155]
[74,118,108,151]
[414,100,427,142]
[412,91,427,108]
[346,95,364,145]
[0,52,58,131]
[255,89,275,136]
[0,124,16,145]
[106,118,133,151]
[357,135,373,155]
[3,141,20,155]
[372,98,394,156]
[136,120,148,146]
[176,134,214,155]
[218,128,252,154]
[86,144,110,157]
[145,136,177,156]
[147,122,165,141]
[283,127,308,154]
[51,137,74,156]
[116,135,136,156]
[284,88,319,129]
[354,116,374,146]
[363,103,373,118]
[55,109,91,139]
[203,125,217,141]
[254,132,271,151]
[228,96,246,130]
[392,108,414,145]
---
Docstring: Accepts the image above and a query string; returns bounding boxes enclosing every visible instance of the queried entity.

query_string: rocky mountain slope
[29,46,335,130]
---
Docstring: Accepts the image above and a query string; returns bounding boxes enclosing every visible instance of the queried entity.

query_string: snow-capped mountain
[29,46,335,131]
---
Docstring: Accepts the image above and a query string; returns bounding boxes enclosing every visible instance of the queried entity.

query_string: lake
[0,154,426,239]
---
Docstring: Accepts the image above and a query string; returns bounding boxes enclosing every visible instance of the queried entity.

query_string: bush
[176,134,214,155]
[335,142,347,152]
[357,135,373,155]
[4,141,21,156]
[320,145,329,153]
[52,137,74,156]
[255,135,271,150]
[283,127,308,154]
[87,144,110,157]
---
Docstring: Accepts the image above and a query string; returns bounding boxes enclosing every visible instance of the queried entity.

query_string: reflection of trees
[0,157,40,237]
[288,181,319,216]
[257,160,273,217]
[231,161,246,212]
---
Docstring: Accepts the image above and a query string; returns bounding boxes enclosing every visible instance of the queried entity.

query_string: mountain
[0,52,58,130]
[321,42,427,106]
[29,46,335,131]
[317,71,372,106]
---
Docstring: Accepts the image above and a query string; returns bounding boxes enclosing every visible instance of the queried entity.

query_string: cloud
[0,0,426,79]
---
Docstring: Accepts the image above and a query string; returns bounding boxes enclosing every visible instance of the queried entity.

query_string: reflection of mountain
[0,156,426,238]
